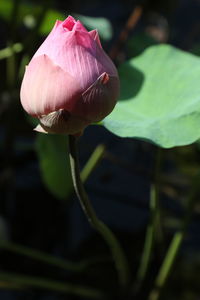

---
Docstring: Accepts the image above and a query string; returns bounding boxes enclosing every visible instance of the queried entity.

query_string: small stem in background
[0,272,105,299]
[8,0,21,41]
[6,42,16,90]
[153,148,164,244]
[68,135,130,289]
[23,0,51,55]
[148,174,199,300]
[109,5,143,60]
[81,144,105,182]
[0,241,110,273]
[133,147,163,293]
[133,184,157,292]
[0,281,21,290]
[148,232,183,300]
[0,44,23,61]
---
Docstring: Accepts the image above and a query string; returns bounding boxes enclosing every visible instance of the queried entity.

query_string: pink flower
[20,15,119,135]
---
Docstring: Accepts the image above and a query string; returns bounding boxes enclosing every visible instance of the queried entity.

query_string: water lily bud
[20,15,119,135]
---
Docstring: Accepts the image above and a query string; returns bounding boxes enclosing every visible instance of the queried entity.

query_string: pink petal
[74,30,118,77]
[62,15,76,31]
[63,30,110,89]
[32,23,118,92]
[33,22,70,60]
[73,20,88,33]
[35,30,102,90]
[54,20,62,29]
[20,55,81,116]
[95,45,118,77]
[89,30,102,48]
[70,72,119,122]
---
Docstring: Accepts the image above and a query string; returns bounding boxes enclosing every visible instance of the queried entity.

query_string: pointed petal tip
[54,20,62,28]
[62,15,76,31]
[34,124,48,134]
[89,29,97,37]
[73,20,88,33]
[100,72,109,84]
[89,29,102,48]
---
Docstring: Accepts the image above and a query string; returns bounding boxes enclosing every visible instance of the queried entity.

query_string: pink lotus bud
[20,15,119,135]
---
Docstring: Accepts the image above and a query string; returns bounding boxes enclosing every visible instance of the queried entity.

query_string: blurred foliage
[0,0,112,40]
[126,32,158,58]
[0,43,23,60]
[35,134,73,200]
[74,14,113,40]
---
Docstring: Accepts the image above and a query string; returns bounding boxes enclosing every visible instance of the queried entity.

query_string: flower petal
[71,72,120,122]
[20,55,81,116]
[36,109,89,135]
[73,20,88,33]
[74,30,118,77]
[63,30,117,89]
[38,30,102,90]
[34,124,48,133]
[62,15,76,31]
[89,30,102,48]
[33,23,71,60]
[33,25,118,89]
[54,20,62,29]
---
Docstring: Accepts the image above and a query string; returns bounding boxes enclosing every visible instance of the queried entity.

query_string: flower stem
[68,135,130,289]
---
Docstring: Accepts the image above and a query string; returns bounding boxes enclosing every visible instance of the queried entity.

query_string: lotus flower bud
[20,15,119,135]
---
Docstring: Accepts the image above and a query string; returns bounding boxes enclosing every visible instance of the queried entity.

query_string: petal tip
[62,15,76,31]
[100,72,109,84]
[89,29,102,48]
[34,124,48,133]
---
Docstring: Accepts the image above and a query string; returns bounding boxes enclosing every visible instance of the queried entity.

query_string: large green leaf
[35,134,73,200]
[103,44,200,148]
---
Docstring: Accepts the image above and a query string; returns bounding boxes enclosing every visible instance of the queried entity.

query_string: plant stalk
[0,271,104,299]
[148,173,199,300]
[68,135,130,289]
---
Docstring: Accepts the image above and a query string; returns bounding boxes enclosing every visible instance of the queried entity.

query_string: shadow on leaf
[118,62,144,101]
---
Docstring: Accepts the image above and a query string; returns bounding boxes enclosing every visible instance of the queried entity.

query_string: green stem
[153,148,163,244]
[0,43,23,60]
[81,144,105,182]
[8,0,21,41]
[148,232,183,300]
[148,174,198,300]
[0,271,105,299]
[6,42,16,89]
[68,135,130,289]
[0,241,109,272]
[135,185,157,288]
[133,148,163,293]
